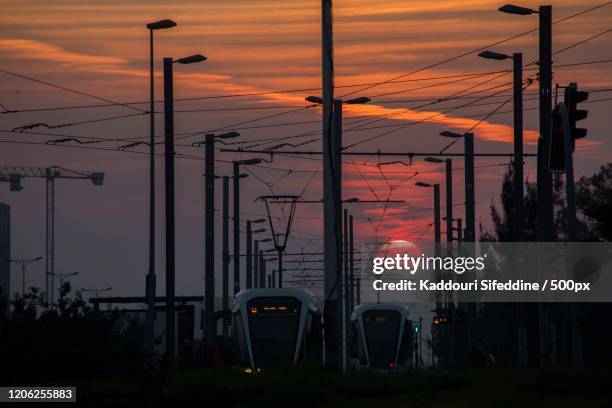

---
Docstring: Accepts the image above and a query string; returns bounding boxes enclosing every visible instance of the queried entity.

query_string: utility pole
[538,5,553,242]
[246,221,252,289]
[253,240,259,288]
[260,251,266,288]
[233,162,240,294]
[222,176,229,338]
[513,53,525,241]
[334,99,343,370]
[343,208,350,370]
[445,159,453,246]
[434,184,442,312]
[204,134,216,345]
[349,214,354,308]
[464,134,475,242]
[163,57,176,363]
[322,0,340,369]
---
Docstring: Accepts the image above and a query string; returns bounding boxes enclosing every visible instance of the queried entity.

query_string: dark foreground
[46,367,612,407]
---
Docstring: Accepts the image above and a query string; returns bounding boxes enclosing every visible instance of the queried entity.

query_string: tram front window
[247,297,301,369]
[363,310,400,369]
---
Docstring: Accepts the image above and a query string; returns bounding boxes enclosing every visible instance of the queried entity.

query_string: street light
[424,156,444,164]
[176,54,207,64]
[478,50,511,61]
[305,96,371,105]
[146,17,177,354]
[9,256,42,295]
[499,3,553,242]
[415,181,441,309]
[55,271,79,290]
[478,49,525,242]
[164,52,206,364]
[440,131,462,138]
[232,158,264,294]
[499,4,536,15]
[437,130,476,242]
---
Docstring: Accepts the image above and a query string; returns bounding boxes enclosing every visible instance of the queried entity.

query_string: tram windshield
[247,297,301,369]
[363,310,401,369]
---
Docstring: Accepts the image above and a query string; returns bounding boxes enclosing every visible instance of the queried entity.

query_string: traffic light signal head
[564,82,588,149]
[548,107,566,173]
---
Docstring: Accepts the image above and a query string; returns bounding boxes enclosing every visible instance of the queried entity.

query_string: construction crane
[0,166,104,304]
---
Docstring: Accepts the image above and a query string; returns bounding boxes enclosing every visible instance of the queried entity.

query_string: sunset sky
[1,0,611,299]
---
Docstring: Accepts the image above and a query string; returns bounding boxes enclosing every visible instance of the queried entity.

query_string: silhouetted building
[0,203,10,313]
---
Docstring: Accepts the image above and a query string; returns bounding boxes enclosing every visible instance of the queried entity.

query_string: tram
[349,303,414,371]
[231,288,322,370]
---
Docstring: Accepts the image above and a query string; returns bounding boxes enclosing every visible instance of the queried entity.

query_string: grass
[69,367,612,407]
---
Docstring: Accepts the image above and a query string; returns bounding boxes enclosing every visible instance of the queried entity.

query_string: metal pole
[322,0,339,369]
[457,218,463,242]
[356,277,361,305]
[222,176,229,337]
[45,170,54,304]
[267,274,271,289]
[349,214,354,308]
[21,263,26,294]
[446,159,453,245]
[163,57,175,363]
[259,250,265,288]
[278,251,283,288]
[233,162,240,294]
[246,221,252,289]
[253,240,259,288]
[343,208,349,370]
[146,28,156,352]
[434,184,441,311]
[204,134,215,344]
[538,5,553,241]
[562,104,577,241]
[513,53,525,242]
[333,99,343,370]
[464,134,475,242]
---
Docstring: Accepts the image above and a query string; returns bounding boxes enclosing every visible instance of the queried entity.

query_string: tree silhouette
[575,163,612,241]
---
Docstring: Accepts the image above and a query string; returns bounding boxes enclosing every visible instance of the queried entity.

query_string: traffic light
[548,107,566,173]
[564,82,588,150]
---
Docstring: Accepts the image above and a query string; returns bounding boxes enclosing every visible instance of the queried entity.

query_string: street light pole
[163,53,206,365]
[163,57,176,363]
[478,49,524,241]
[233,162,240,294]
[513,53,525,241]
[499,4,552,240]
[146,18,176,353]
[222,176,229,337]
[464,135,475,242]
[246,221,252,289]
[9,257,42,295]
[253,240,259,288]
[446,159,453,246]
[538,5,553,242]
[204,134,215,345]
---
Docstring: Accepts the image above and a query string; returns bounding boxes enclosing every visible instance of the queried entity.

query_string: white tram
[231,288,322,370]
[349,303,414,371]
